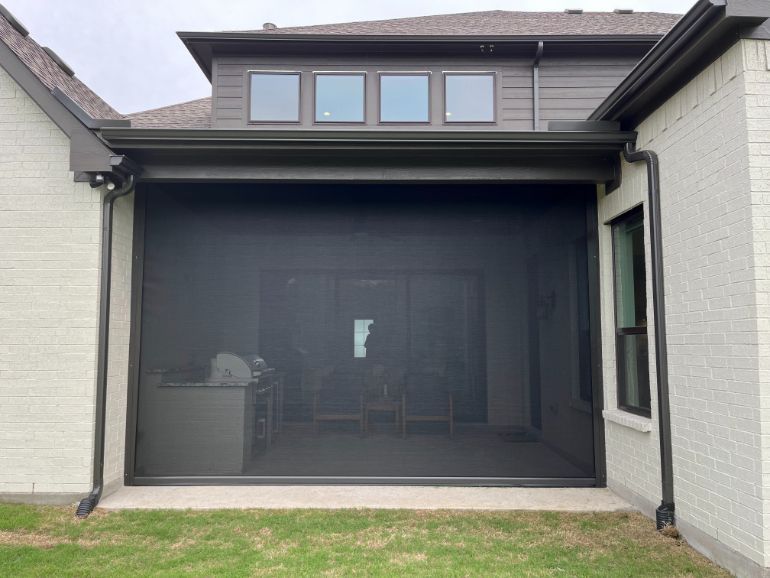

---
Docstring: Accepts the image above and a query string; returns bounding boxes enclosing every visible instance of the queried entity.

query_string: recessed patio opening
[132,183,598,483]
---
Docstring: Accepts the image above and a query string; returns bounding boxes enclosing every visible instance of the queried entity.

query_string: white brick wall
[744,39,770,569]
[604,40,770,567]
[598,175,662,508]
[0,67,132,498]
[103,192,133,489]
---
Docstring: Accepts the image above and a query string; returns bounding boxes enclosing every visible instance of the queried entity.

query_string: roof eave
[590,0,770,127]
[178,31,665,81]
[99,127,637,152]
[178,31,666,42]
[0,30,120,174]
[99,127,634,184]
[52,88,130,129]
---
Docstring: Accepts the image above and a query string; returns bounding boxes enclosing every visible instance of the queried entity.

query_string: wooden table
[364,398,401,434]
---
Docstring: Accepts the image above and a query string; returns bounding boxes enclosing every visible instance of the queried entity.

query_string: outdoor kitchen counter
[136,374,268,476]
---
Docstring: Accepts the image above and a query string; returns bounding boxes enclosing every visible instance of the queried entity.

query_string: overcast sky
[5,0,695,114]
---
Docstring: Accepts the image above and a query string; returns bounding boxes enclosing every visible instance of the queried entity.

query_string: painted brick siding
[744,39,770,569]
[0,66,132,498]
[598,176,661,510]
[103,193,133,490]
[604,39,770,567]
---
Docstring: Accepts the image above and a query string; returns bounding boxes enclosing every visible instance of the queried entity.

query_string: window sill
[602,409,652,433]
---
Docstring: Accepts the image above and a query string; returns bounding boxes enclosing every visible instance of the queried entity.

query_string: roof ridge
[279,9,513,25]
[229,9,683,34]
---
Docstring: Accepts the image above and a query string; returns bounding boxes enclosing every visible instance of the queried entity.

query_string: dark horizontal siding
[502,64,532,128]
[212,53,641,129]
[213,57,538,130]
[538,56,639,123]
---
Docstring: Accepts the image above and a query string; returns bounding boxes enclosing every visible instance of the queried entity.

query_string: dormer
[178,10,679,131]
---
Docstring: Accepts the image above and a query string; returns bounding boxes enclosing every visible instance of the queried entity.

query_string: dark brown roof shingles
[2,9,683,130]
[0,13,123,120]
[131,11,679,129]
[127,97,211,129]
[237,10,682,36]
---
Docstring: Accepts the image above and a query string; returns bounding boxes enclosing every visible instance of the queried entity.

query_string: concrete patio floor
[98,486,632,511]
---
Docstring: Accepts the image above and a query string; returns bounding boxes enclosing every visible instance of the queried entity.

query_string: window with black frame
[612,206,651,416]
[443,72,495,123]
[314,72,365,123]
[379,73,430,123]
[249,72,301,123]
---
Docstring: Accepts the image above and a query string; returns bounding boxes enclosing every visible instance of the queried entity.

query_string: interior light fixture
[323,111,332,117]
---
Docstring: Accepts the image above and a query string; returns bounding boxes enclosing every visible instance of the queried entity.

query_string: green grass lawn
[0,504,728,577]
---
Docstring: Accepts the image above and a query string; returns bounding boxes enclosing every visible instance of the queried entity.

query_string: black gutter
[622,142,674,530]
[178,33,662,80]
[99,127,632,183]
[591,0,770,127]
[99,128,637,151]
[75,171,136,519]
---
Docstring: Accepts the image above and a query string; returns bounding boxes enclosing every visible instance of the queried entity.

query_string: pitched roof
[127,97,211,129]
[0,8,123,120]
[237,10,682,37]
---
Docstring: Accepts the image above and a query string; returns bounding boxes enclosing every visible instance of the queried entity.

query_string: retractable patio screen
[133,184,596,482]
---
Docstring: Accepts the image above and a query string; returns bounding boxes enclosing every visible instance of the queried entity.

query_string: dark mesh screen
[134,184,596,480]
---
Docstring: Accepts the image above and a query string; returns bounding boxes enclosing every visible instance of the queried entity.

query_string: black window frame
[611,206,651,418]
[377,71,431,125]
[442,71,497,125]
[313,71,367,124]
[247,71,301,124]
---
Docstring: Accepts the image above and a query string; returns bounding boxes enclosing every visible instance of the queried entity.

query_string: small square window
[379,73,430,123]
[354,319,374,358]
[315,73,365,123]
[249,72,300,123]
[444,73,495,123]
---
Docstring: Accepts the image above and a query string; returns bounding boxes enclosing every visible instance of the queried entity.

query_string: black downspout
[76,174,135,519]
[622,142,675,530]
[532,40,544,131]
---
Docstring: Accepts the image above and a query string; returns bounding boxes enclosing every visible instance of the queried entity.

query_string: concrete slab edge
[96,486,634,512]
[0,492,85,506]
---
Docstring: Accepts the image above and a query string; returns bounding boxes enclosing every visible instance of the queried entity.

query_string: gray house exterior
[2,1,770,575]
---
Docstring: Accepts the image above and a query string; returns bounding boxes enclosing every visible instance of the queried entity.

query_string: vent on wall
[0,3,29,36]
[42,46,75,77]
